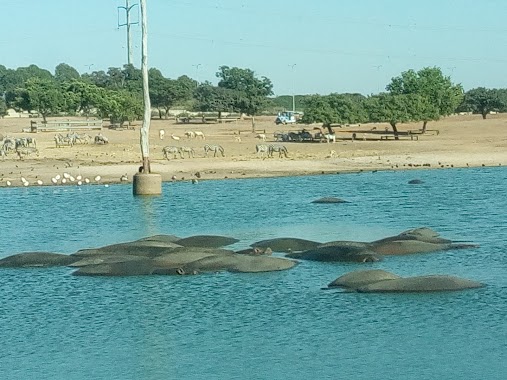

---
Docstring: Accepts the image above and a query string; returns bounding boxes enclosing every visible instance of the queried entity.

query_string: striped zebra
[179,146,195,158]
[204,144,225,157]
[268,144,288,158]
[255,144,269,158]
[162,146,182,160]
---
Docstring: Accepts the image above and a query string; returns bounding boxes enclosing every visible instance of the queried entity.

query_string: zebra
[268,144,289,158]
[69,132,91,144]
[179,146,195,158]
[55,133,74,147]
[162,146,182,160]
[25,137,37,147]
[204,144,225,157]
[255,144,269,158]
[94,133,109,144]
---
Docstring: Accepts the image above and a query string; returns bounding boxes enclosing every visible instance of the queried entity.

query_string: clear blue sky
[2,0,507,96]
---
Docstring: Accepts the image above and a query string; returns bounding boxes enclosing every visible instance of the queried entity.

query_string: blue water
[1,168,506,380]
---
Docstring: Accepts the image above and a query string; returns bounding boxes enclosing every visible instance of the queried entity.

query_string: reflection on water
[0,167,506,380]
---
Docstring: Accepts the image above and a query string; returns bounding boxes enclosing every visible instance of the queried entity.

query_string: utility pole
[133,0,162,195]
[289,64,296,113]
[118,0,139,66]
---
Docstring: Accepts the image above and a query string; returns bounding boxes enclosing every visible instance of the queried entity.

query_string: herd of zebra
[1,136,37,159]
[54,132,108,147]
[163,144,225,160]
[162,143,288,160]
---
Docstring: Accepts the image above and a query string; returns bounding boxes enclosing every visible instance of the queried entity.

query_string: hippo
[369,227,478,255]
[250,237,321,253]
[328,269,401,289]
[235,247,273,255]
[408,179,424,184]
[356,275,485,293]
[311,197,349,204]
[72,257,154,276]
[0,252,79,268]
[174,235,240,248]
[286,244,381,263]
[180,254,297,274]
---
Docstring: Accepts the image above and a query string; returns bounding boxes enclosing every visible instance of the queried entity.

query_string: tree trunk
[422,120,428,133]
[218,111,222,119]
[251,115,255,132]
[481,111,487,119]
[390,122,400,140]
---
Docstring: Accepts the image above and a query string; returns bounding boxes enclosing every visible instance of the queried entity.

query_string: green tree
[55,63,80,82]
[194,83,239,118]
[300,93,368,127]
[95,89,143,127]
[458,87,505,119]
[15,78,67,122]
[387,67,463,132]
[365,93,431,139]
[149,71,196,119]
[65,79,102,116]
[0,97,7,117]
[216,66,273,130]
[82,70,110,88]
[1,65,54,107]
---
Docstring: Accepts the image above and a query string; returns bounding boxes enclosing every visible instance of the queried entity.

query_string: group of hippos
[0,225,484,293]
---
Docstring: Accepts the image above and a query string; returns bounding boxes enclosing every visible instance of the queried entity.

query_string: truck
[275,111,297,125]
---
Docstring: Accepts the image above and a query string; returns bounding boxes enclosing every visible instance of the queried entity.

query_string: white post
[134,0,161,195]
[139,0,150,172]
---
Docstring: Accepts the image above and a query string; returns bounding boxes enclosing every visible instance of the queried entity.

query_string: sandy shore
[1,114,506,188]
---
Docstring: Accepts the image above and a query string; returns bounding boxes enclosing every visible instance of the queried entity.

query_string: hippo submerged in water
[327,269,485,293]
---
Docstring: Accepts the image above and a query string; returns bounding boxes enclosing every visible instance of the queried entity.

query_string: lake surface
[1,167,506,380]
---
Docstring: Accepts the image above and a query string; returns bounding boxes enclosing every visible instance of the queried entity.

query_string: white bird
[37,180,43,185]
[55,174,61,180]
[51,178,58,184]
[84,178,90,184]
[63,172,70,179]
[69,176,75,182]
[171,134,180,141]
[62,178,67,184]
[23,181,29,187]
[94,175,101,182]
[76,175,82,181]
[6,180,11,186]
[77,181,83,186]
[21,177,27,183]
[120,174,128,181]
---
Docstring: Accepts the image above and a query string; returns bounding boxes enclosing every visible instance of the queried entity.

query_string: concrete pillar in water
[133,173,162,195]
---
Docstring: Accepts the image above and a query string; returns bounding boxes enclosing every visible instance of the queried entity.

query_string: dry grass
[1,113,506,187]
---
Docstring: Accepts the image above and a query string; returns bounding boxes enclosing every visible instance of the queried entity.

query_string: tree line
[1,63,507,134]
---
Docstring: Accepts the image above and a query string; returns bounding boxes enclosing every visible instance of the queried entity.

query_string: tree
[0,97,7,117]
[387,67,463,132]
[1,65,53,108]
[194,83,239,118]
[94,89,143,127]
[365,93,430,139]
[15,78,67,122]
[301,93,368,127]
[149,72,196,119]
[458,87,506,119]
[55,63,80,82]
[216,66,273,130]
[65,79,102,116]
